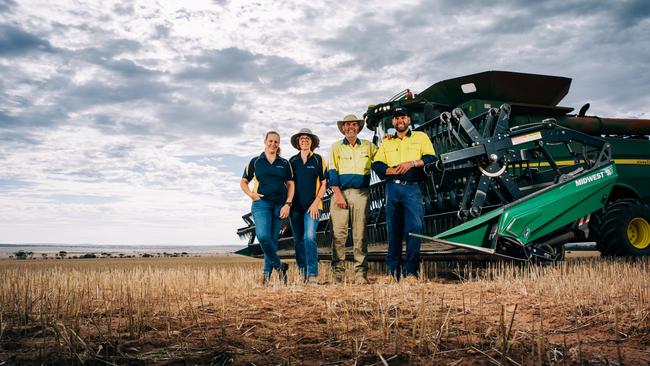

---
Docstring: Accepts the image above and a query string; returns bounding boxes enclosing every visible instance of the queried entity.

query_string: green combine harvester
[237,71,650,262]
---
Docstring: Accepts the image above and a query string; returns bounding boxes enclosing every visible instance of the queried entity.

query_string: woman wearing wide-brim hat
[288,128,327,284]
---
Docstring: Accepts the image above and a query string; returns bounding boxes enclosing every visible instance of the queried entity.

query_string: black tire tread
[599,198,650,256]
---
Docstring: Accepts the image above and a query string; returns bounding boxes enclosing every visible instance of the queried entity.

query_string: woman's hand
[308,201,320,219]
[279,204,291,219]
[249,192,264,201]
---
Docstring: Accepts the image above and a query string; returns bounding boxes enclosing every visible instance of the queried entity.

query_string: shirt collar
[292,151,314,161]
[259,152,280,163]
[392,129,413,139]
[342,137,361,145]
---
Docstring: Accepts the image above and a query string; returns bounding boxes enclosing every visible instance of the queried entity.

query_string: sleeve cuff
[371,161,388,180]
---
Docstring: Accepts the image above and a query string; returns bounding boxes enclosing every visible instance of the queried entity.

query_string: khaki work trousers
[330,188,369,277]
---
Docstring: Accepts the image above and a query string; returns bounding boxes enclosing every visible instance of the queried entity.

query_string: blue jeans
[251,199,284,275]
[289,208,319,278]
[385,182,424,278]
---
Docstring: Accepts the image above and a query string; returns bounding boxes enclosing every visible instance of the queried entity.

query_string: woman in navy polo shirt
[288,128,327,284]
[240,131,295,284]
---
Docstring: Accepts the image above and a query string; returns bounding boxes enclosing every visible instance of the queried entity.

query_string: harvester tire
[600,198,650,256]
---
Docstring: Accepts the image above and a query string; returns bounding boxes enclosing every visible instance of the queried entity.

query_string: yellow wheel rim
[627,217,650,249]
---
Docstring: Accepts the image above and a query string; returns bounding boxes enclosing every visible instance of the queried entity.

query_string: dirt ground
[1,256,649,365]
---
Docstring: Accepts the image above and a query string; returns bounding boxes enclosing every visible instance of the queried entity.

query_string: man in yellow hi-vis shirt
[372,107,436,281]
[328,114,378,284]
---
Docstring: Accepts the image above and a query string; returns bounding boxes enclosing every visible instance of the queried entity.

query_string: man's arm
[371,142,391,179]
[420,132,437,166]
[327,146,340,187]
[328,145,347,209]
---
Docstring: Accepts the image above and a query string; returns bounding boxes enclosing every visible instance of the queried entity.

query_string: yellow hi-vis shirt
[328,138,378,190]
[372,130,436,181]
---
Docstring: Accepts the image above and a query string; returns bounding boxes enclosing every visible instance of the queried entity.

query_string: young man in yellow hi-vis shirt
[328,114,378,284]
[372,108,436,282]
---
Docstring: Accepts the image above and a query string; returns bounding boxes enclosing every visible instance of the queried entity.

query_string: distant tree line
[10,250,192,260]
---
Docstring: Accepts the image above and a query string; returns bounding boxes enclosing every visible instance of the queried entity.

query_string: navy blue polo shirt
[242,153,294,205]
[289,152,327,210]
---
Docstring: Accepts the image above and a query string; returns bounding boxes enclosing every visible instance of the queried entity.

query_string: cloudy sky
[1,0,649,245]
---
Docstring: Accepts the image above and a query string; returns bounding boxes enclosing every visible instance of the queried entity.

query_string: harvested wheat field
[0,255,649,365]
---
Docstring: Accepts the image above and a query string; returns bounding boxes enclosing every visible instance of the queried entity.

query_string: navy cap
[392,107,409,117]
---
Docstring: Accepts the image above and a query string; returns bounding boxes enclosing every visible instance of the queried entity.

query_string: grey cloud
[517,0,648,28]
[298,74,376,103]
[0,24,53,56]
[158,90,246,136]
[44,166,106,182]
[178,47,257,81]
[86,114,155,136]
[0,130,41,145]
[0,103,68,130]
[102,58,159,78]
[615,0,650,26]
[112,3,135,16]
[487,13,540,34]
[153,24,171,39]
[47,194,121,205]
[176,47,310,89]
[63,79,172,109]
[0,0,16,13]
[319,20,411,70]
[68,38,142,61]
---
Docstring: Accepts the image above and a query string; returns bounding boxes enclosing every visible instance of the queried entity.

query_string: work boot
[278,263,289,285]
[378,275,397,284]
[306,276,318,285]
[404,275,419,285]
[262,273,271,286]
[354,274,370,285]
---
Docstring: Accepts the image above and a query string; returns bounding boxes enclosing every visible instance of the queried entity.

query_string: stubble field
[0,254,649,365]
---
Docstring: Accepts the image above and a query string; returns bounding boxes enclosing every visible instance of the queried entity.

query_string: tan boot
[404,275,419,285]
[354,275,370,285]
[378,275,397,284]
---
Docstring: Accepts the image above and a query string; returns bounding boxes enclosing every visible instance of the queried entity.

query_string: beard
[395,123,409,132]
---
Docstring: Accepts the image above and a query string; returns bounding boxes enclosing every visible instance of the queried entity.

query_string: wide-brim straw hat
[336,114,365,135]
[291,128,320,150]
